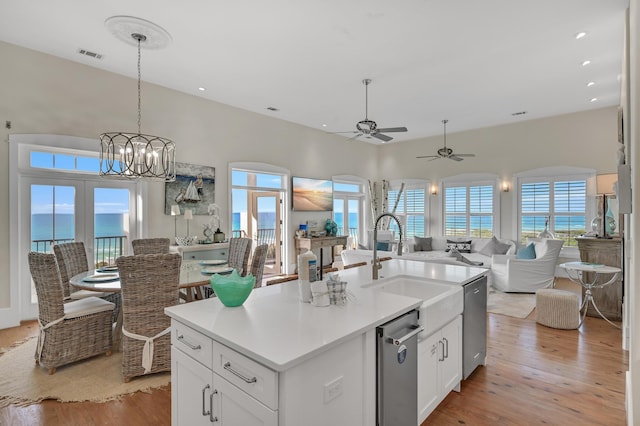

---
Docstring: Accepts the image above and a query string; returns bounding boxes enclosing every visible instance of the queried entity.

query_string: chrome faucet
[372,212,403,280]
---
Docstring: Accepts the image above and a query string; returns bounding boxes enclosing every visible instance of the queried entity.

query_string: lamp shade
[596,173,617,195]
[184,209,193,220]
[171,205,181,216]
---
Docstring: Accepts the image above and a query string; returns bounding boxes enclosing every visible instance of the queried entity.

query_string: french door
[21,176,137,318]
[250,192,282,275]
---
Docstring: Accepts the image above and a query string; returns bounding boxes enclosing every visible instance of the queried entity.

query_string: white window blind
[445,184,494,237]
[388,187,426,238]
[519,179,586,246]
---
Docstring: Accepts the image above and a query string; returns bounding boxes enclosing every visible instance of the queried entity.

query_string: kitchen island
[165,259,487,425]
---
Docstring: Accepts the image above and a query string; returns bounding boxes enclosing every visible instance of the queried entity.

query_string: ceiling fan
[416,119,475,161]
[333,79,408,143]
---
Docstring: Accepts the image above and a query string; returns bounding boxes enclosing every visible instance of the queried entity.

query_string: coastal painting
[292,176,333,211]
[164,162,215,215]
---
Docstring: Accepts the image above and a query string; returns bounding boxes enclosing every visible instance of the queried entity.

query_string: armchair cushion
[517,243,537,259]
[479,236,512,256]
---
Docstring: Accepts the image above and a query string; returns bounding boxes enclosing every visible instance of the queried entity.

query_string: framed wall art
[164,162,215,215]
[292,176,333,211]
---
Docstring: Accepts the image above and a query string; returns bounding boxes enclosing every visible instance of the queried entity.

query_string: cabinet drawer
[172,321,213,368]
[185,249,227,261]
[212,340,278,410]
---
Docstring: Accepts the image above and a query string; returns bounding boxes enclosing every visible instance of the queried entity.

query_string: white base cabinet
[172,347,277,425]
[418,315,462,424]
[171,319,375,426]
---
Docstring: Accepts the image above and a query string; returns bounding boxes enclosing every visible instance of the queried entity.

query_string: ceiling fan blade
[376,127,407,133]
[346,133,363,141]
[331,131,358,134]
[449,155,464,161]
[372,133,393,142]
[428,157,442,161]
[416,154,438,159]
[454,153,475,157]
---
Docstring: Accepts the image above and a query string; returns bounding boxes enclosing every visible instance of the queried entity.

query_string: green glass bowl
[210,270,256,307]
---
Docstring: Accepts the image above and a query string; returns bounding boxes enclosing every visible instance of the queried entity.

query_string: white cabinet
[171,323,278,426]
[171,243,229,261]
[172,348,277,425]
[418,315,462,424]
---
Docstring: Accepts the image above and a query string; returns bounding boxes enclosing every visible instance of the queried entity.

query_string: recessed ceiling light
[582,60,591,66]
[590,98,598,103]
[198,87,206,91]
[322,124,327,127]
[587,81,595,87]
[575,32,587,40]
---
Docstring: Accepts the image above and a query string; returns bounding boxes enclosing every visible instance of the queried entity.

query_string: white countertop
[165,259,487,371]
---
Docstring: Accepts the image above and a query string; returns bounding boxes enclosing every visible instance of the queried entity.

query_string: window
[333,177,365,249]
[31,150,101,173]
[387,183,426,238]
[519,178,587,247]
[444,182,495,237]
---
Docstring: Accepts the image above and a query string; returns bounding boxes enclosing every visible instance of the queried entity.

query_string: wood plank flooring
[1,287,627,426]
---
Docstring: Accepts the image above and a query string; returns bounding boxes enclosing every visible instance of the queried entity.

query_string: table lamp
[171,205,181,238]
[184,209,193,236]
[593,173,617,238]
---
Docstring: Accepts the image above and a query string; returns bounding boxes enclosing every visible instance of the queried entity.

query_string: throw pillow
[516,242,536,259]
[376,241,390,251]
[413,236,432,252]
[445,239,472,253]
[478,236,512,256]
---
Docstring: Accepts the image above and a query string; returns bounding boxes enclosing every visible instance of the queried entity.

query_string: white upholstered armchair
[491,238,564,293]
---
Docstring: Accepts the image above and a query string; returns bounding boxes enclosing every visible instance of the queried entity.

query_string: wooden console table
[295,235,348,279]
[575,237,623,321]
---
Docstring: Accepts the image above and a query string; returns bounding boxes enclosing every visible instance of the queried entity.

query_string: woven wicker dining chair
[228,237,252,276]
[249,244,269,288]
[28,252,115,375]
[53,241,121,324]
[116,253,182,383]
[132,238,171,255]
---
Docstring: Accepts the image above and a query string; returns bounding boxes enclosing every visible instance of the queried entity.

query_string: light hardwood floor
[0,286,627,426]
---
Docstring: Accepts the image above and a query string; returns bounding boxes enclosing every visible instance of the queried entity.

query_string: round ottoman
[535,288,580,329]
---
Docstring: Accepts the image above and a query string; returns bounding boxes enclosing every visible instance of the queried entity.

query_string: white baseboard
[626,370,633,424]
[0,307,20,330]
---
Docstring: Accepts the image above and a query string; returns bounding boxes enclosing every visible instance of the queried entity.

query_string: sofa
[342,236,516,287]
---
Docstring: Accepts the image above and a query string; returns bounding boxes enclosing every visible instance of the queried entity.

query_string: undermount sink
[369,276,463,337]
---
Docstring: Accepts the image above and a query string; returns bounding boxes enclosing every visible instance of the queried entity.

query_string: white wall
[377,109,619,241]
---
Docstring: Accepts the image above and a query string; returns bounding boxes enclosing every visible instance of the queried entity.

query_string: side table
[559,262,621,328]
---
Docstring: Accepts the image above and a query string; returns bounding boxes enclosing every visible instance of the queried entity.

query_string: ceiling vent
[511,111,527,116]
[78,49,103,60]
[266,107,279,111]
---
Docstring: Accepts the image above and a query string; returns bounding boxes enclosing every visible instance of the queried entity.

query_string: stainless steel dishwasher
[376,309,423,426]
[462,275,488,379]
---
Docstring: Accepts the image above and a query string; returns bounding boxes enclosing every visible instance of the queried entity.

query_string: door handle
[209,389,219,422]
[390,325,424,346]
[202,384,210,417]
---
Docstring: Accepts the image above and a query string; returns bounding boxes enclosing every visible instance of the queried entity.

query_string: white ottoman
[535,288,580,329]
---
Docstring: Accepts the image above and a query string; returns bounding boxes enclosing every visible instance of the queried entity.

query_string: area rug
[0,338,170,407]
[487,290,536,319]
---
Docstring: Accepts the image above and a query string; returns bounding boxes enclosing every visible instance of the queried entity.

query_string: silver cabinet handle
[223,361,257,383]
[177,334,201,350]
[391,325,424,346]
[209,389,218,423]
[438,340,445,362]
[202,384,210,417]
[474,288,480,294]
[443,337,449,359]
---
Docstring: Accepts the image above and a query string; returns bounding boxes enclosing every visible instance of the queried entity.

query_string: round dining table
[69,259,232,348]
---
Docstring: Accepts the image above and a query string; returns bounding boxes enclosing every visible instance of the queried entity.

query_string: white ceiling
[0,0,629,144]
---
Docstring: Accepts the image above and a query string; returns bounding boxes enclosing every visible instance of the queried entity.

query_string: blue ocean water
[31,213,126,241]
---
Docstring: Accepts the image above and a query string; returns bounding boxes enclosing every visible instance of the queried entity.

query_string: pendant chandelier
[99,16,176,181]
